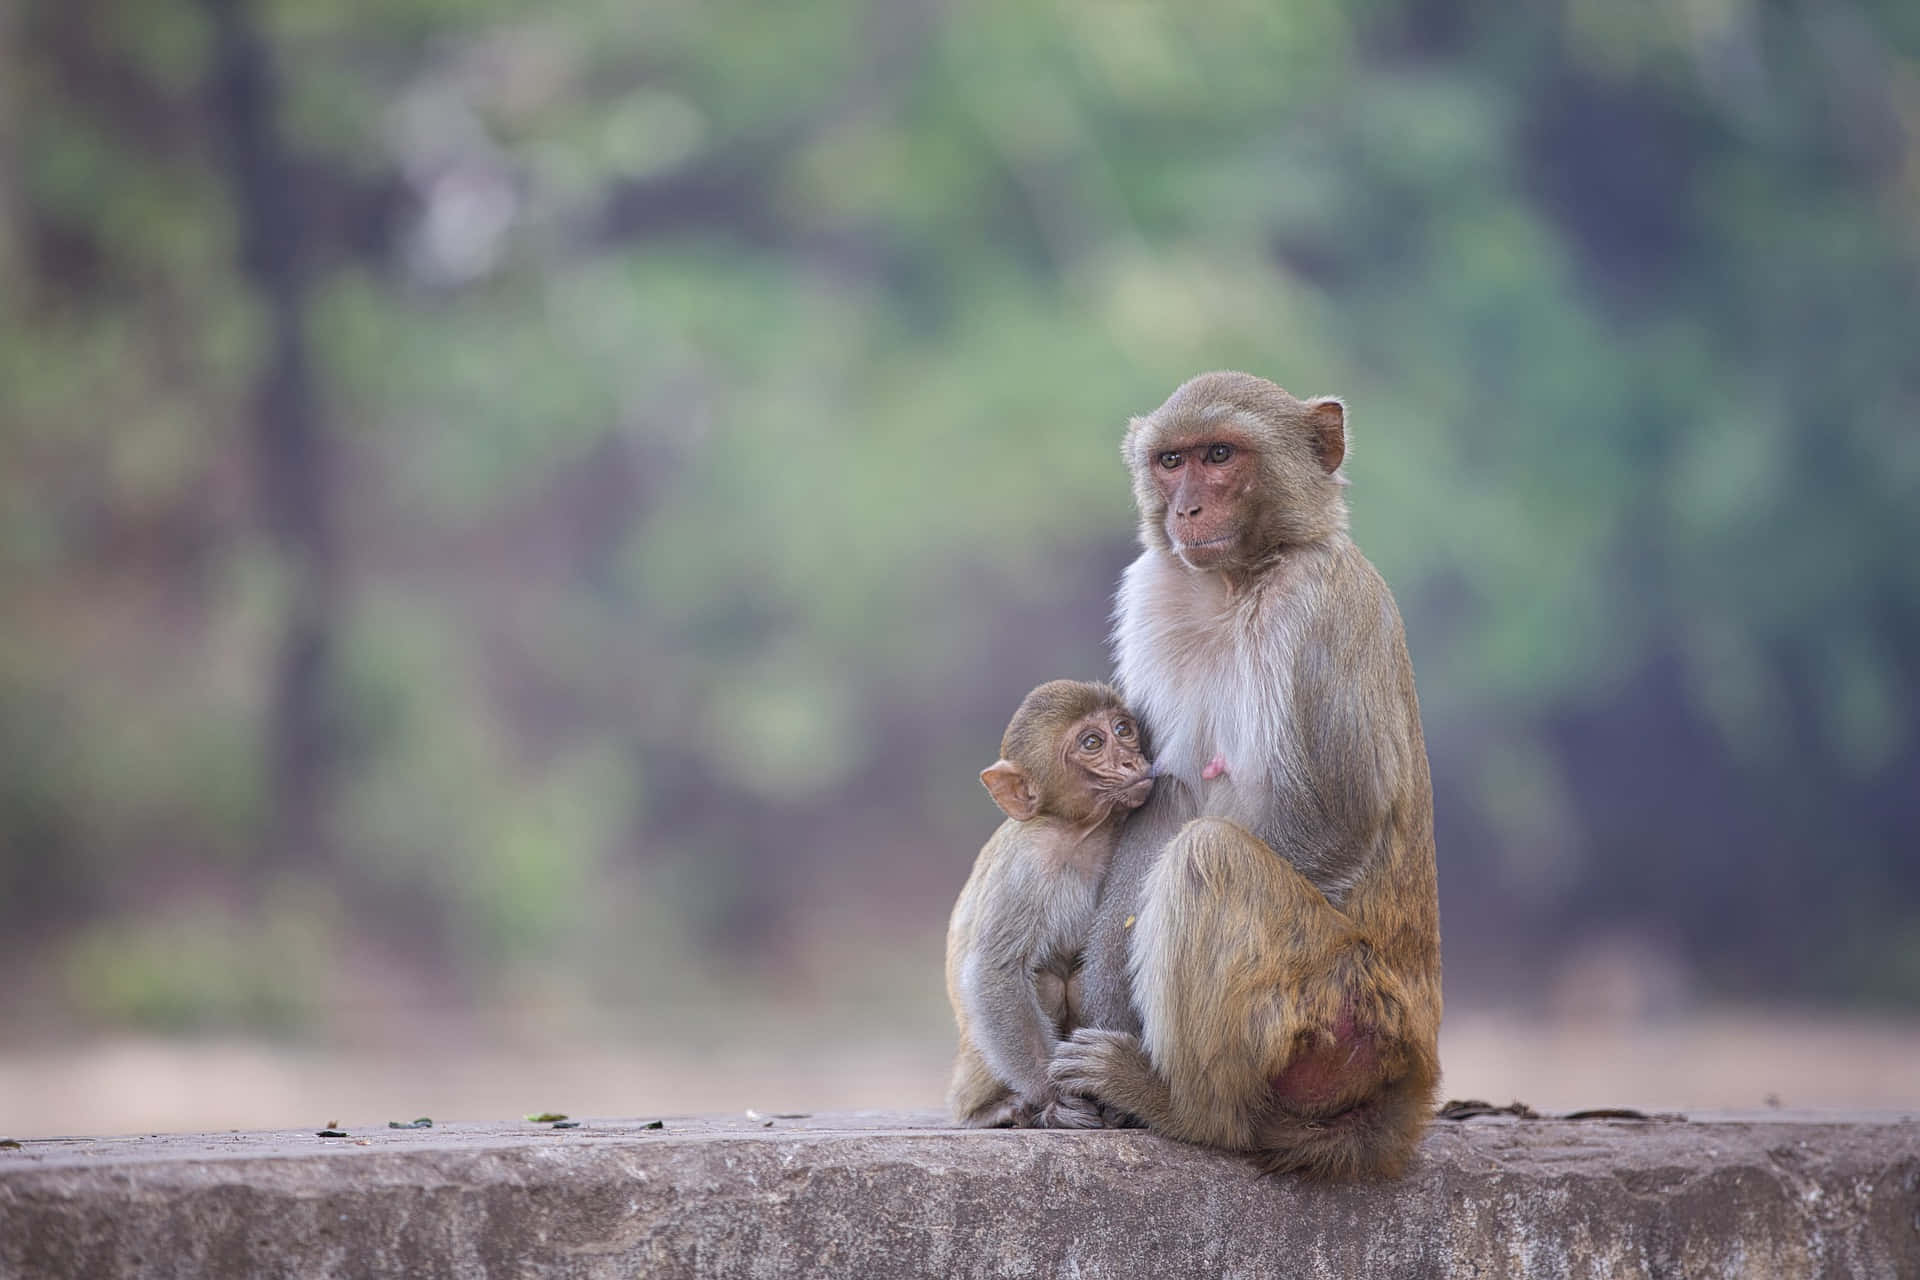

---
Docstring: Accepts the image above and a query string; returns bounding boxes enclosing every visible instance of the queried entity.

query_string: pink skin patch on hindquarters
[1202,754,1229,781]
[1268,1007,1381,1112]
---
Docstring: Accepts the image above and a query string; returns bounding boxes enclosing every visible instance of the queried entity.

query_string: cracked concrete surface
[3,1110,1917,1277]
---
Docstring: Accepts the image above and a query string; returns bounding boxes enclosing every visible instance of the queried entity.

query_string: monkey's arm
[1280,570,1419,898]
[958,936,1064,1105]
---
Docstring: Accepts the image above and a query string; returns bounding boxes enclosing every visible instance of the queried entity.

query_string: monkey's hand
[1048,1028,1171,1128]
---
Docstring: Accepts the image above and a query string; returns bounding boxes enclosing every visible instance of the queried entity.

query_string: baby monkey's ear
[980,760,1040,821]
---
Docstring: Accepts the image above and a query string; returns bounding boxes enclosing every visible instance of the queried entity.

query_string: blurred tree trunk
[203,0,339,872]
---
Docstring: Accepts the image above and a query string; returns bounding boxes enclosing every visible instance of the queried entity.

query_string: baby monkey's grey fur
[945,680,1153,1127]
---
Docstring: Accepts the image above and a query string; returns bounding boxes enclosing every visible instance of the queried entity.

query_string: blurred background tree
[2,0,1917,1057]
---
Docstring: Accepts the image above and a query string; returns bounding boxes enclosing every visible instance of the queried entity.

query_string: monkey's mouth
[1119,776,1155,807]
[1176,533,1237,560]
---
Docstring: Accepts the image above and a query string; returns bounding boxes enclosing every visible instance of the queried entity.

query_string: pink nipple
[1202,754,1228,781]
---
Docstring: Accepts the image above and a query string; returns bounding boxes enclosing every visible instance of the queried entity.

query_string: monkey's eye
[1204,443,1233,464]
[1079,731,1104,752]
[1158,451,1183,470]
[1115,720,1134,739]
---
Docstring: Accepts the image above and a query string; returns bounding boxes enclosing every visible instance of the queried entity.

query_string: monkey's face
[1124,373,1351,567]
[1144,432,1263,570]
[1063,708,1154,819]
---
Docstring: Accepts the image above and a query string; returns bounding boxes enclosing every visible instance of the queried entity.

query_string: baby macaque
[945,680,1154,1127]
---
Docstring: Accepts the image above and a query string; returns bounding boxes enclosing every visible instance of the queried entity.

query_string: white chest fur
[1111,549,1309,805]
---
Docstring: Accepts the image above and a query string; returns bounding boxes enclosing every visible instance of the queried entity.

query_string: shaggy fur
[1055,372,1442,1180]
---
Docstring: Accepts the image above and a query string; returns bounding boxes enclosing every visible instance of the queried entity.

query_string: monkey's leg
[1155,818,1374,1148]
[1146,818,1436,1177]
[1054,818,1338,1141]
[1056,819,1384,1147]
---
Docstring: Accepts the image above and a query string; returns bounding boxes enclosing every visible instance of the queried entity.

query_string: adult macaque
[1051,372,1442,1179]
[946,680,1155,1128]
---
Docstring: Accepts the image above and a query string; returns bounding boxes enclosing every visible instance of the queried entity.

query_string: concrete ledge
[3,1110,1917,1278]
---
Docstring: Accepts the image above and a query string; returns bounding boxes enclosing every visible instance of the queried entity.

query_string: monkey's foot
[1027,1091,1106,1130]
[1050,1028,1139,1098]
[1049,1028,1171,1125]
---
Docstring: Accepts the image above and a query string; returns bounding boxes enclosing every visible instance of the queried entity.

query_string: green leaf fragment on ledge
[525,1112,567,1123]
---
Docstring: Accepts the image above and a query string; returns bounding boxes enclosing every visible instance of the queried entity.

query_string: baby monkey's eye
[1204,443,1233,464]
[1115,720,1134,739]
[1080,732,1104,752]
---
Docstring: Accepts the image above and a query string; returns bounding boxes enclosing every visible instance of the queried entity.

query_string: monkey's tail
[1252,1068,1436,1182]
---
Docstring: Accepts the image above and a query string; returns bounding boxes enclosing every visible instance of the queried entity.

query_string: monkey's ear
[1306,397,1346,474]
[980,760,1041,821]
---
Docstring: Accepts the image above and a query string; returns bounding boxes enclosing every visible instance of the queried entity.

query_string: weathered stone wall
[3,1111,1916,1278]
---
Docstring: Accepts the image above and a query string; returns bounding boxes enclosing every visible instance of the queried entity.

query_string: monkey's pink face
[1148,434,1261,568]
[1066,709,1154,815]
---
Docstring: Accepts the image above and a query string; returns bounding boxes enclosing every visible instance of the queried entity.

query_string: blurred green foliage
[2,0,1917,1031]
